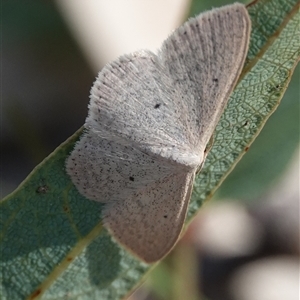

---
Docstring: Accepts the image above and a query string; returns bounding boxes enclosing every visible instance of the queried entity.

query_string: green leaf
[189,0,300,213]
[1,0,299,299]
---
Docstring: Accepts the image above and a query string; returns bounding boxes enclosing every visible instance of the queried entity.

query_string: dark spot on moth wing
[164,215,168,218]
[129,176,135,181]
[154,103,161,109]
[213,78,218,82]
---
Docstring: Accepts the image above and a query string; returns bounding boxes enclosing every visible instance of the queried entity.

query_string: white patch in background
[55,0,191,71]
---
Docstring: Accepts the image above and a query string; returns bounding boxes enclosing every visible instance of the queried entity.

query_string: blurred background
[1,0,299,299]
